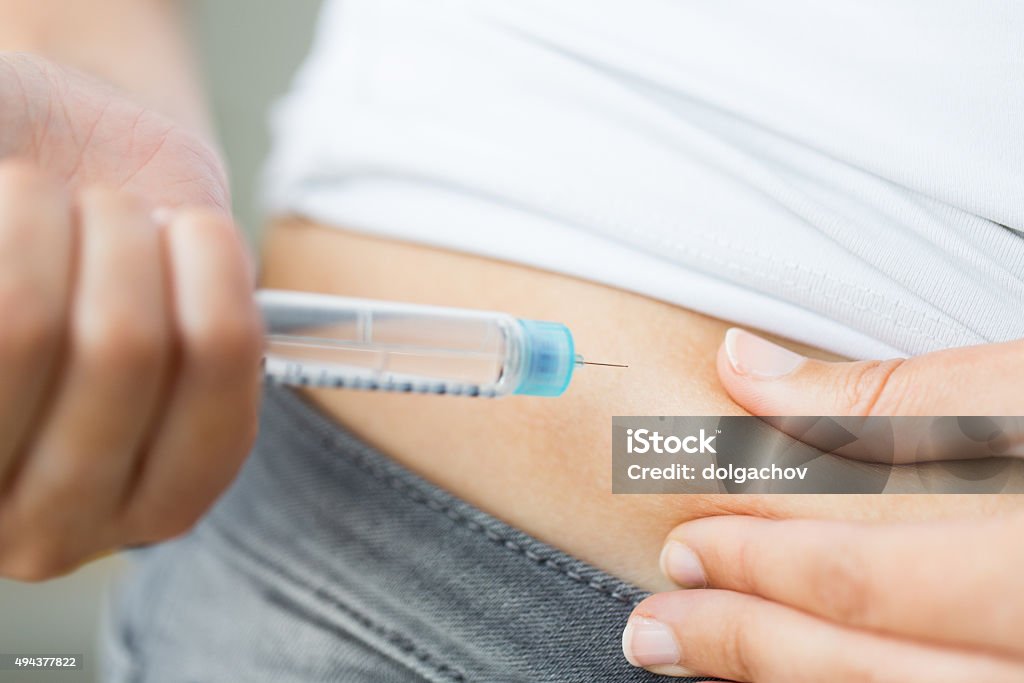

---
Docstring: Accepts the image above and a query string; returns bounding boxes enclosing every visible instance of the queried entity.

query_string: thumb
[718,328,1024,416]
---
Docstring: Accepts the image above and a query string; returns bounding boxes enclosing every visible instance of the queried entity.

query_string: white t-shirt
[263,0,1024,360]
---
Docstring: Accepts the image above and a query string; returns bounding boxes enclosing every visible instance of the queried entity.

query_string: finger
[623,589,1024,682]
[718,327,1024,416]
[660,514,1024,657]
[1,187,171,578]
[119,208,262,543]
[0,162,73,484]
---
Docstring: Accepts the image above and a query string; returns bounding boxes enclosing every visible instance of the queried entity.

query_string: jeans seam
[366,469,638,606]
[274,389,646,608]
[110,543,194,683]
[205,520,468,683]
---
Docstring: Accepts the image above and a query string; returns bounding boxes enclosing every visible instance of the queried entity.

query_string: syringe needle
[578,360,629,368]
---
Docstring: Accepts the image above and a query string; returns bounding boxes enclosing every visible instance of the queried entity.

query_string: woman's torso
[261,219,1017,591]
[259,0,1024,589]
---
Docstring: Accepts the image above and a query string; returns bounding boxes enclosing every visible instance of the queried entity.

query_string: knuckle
[735,534,764,594]
[208,409,261,479]
[76,185,115,212]
[167,208,242,266]
[0,543,75,583]
[126,506,203,543]
[75,309,167,377]
[0,281,61,362]
[194,413,260,494]
[0,158,45,191]
[189,311,262,375]
[842,359,908,416]
[77,185,149,224]
[808,549,875,626]
[728,607,763,682]
[171,206,232,236]
[77,184,127,211]
[148,513,198,541]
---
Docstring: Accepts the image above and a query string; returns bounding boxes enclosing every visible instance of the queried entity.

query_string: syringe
[258,289,625,398]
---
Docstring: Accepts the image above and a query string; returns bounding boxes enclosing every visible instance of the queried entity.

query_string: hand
[718,328,1024,462]
[0,161,262,581]
[621,328,1024,680]
[716,327,1023,417]
[0,52,229,211]
[622,512,1024,681]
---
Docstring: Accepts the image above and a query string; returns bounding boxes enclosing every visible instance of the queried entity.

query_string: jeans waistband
[193,385,694,682]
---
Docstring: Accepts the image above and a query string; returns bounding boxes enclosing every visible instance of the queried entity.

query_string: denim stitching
[347,432,638,606]
[274,389,646,608]
[207,521,468,683]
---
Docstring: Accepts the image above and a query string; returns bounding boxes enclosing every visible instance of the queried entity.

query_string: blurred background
[0,2,322,680]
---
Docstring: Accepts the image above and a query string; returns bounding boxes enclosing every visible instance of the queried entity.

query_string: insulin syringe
[257,289,625,398]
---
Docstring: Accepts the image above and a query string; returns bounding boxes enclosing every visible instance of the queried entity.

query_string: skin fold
[261,218,1019,592]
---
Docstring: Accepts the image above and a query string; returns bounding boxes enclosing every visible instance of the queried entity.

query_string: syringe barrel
[257,290,575,398]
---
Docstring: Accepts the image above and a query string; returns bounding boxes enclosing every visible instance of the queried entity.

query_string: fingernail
[660,541,706,588]
[622,616,682,668]
[724,328,806,379]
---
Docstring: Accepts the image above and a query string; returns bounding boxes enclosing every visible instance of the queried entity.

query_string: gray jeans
[102,386,695,682]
